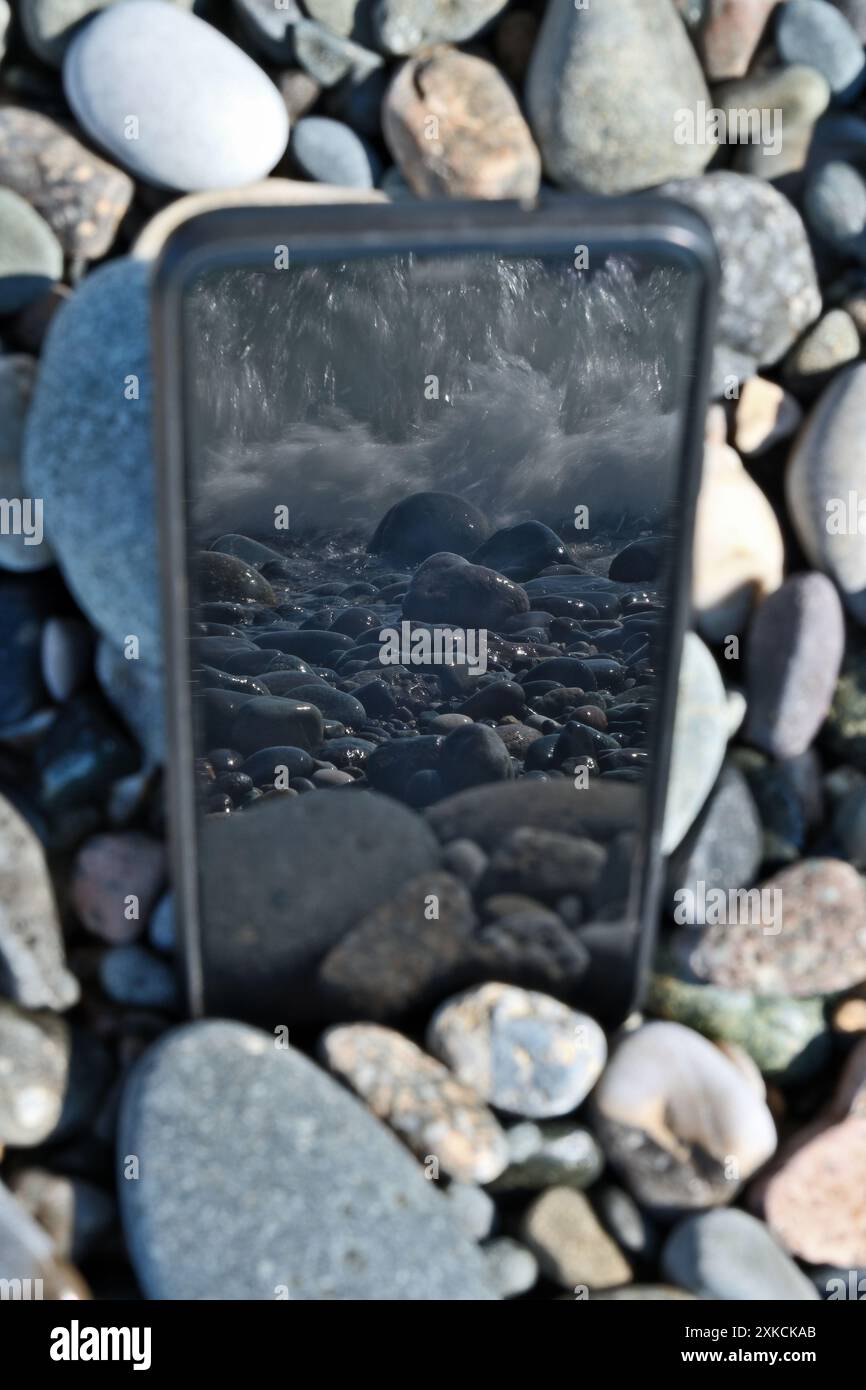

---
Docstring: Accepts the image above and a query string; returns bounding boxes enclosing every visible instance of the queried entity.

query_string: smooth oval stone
[0,1000,69,1146]
[196,664,268,698]
[609,537,665,582]
[99,943,179,1011]
[22,0,196,66]
[366,734,442,796]
[193,551,276,606]
[592,1021,776,1214]
[369,492,490,564]
[0,792,79,1011]
[255,629,353,662]
[291,682,366,727]
[0,186,62,314]
[662,633,733,854]
[456,680,526,721]
[209,533,285,568]
[230,696,324,756]
[291,115,377,188]
[523,578,620,617]
[472,522,568,581]
[428,983,606,1119]
[662,1209,818,1301]
[403,552,529,630]
[439,723,514,793]
[523,657,596,689]
[191,635,258,665]
[118,1020,497,1299]
[526,0,712,193]
[199,791,439,1017]
[256,670,328,696]
[63,1,289,191]
[777,0,866,99]
[665,763,762,911]
[745,573,844,758]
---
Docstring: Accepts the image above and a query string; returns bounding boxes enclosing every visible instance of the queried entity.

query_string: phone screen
[169,229,706,1025]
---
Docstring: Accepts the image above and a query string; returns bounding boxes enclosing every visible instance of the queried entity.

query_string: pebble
[693,443,784,638]
[230,696,325,755]
[0,1001,69,1147]
[232,0,301,61]
[290,116,378,188]
[119,1020,497,1298]
[699,0,780,79]
[0,792,79,1011]
[665,764,763,913]
[481,1237,538,1298]
[675,857,866,996]
[787,363,866,626]
[662,1208,819,1300]
[403,553,530,630]
[41,617,91,703]
[520,1188,632,1292]
[320,1024,509,1184]
[427,983,606,1119]
[0,186,63,315]
[148,891,175,955]
[200,789,438,1019]
[662,633,735,854]
[658,173,821,389]
[445,1182,495,1241]
[471,522,568,582]
[70,832,166,945]
[23,258,159,654]
[370,492,490,562]
[734,376,803,457]
[439,723,513,792]
[648,964,832,1084]
[293,16,380,87]
[374,0,508,53]
[777,0,866,101]
[21,0,194,65]
[783,309,861,392]
[805,159,866,254]
[745,574,845,758]
[427,774,638,853]
[718,66,831,179]
[479,827,606,901]
[0,355,52,574]
[63,2,289,191]
[526,0,712,193]
[383,47,541,199]
[99,944,181,1012]
[592,1021,777,1212]
[490,1120,604,1193]
[595,1184,659,1263]
[0,106,133,260]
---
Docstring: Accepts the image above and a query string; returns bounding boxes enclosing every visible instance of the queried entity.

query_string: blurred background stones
[2,0,866,1301]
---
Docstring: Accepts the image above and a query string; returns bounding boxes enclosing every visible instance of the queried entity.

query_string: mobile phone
[153,198,718,1029]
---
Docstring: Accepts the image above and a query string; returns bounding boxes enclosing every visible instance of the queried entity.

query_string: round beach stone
[717,66,831,180]
[672,858,866,997]
[403,552,529,629]
[0,792,78,1011]
[23,258,158,654]
[662,633,735,854]
[665,764,762,912]
[41,617,91,702]
[734,376,803,457]
[0,1001,69,1147]
[482,1237,538,1298]
[805,160,866,253]
[370,491,489,563]
[520,1187,632,1292]
[662,1208,819,1300]
[63,1,289,191]
[658,173,821,390]
[525,0,713,195]
[290,116,377,188]
[699,0,780,79]
[490,1120,604,1193]
[693,442,784,640]
[118,1020,498,1298]
[777,0,866,100]
[786,363,866,626]
[70,832,166,945]
[0,187,62,315]
[745,574,845,759]
[383,47,541,199]
[319,1024,508,1184]
[427,983,606,1119]
[592,1021,777,1212]
[100,943,180,1011]
[761,1114,866,1268]
[0,106,133,261]
[783,309,861,391]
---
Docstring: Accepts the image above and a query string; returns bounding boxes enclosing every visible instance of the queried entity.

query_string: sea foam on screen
[183,255,691,544]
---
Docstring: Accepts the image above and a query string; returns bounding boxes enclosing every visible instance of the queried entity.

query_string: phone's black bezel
[152,195,719,1025]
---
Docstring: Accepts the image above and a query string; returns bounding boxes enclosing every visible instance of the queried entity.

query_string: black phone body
[153,197,718,1029]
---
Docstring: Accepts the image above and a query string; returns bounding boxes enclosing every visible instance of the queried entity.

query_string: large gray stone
[662,1209,819,1300]
[23,258,159,658]
[200,789,440,1019]
[525,0,713,194]
[119,1020,498,1299]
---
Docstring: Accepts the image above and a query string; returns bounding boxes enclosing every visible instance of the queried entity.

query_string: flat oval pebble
[427,983,606,1119]
[592,1021,777,1212]
[70,831,166,945]
[290,115,377,188]
[671,858,866,996]
[119,1020,498,1299]
[745,573,845,758]
[662,633,735,854]
[319,1023,509,1184]
[63,1,289,191]
[521,1187,632,1291]
[776,0,866,99]
[665,763,763,912]
[662,1208,818,1300]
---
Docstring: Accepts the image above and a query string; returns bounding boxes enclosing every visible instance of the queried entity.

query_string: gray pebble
[777,0,866,100]
[291,115,378,187]
[0,187,62,315]
[100,945,180,1012]
[662,1208,819,1299]
[482,1236,538,1298]
[445,1182,496,1241]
